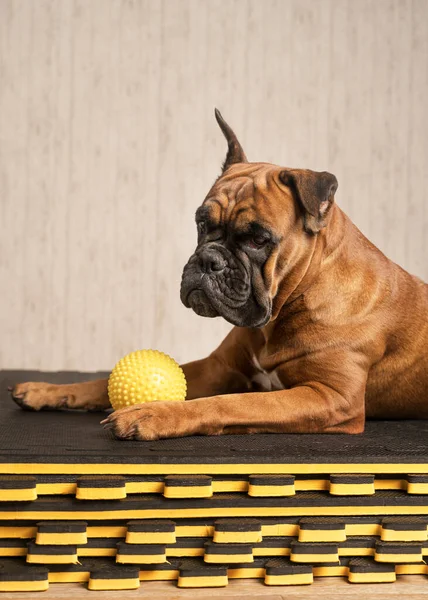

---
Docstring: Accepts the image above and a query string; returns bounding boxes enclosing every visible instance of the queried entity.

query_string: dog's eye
[253,234,268,246]
[246,234,269,249]
[197,222,206,236]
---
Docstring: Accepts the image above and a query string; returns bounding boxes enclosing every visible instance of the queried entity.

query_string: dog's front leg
[104,354,368,439]
[103,383,366,440]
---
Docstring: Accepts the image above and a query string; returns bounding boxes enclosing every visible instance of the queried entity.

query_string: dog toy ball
[108,349,187,411]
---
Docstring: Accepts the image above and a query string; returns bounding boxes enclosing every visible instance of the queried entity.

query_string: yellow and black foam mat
[203,541,254,563]
[0,516,309,542]
[212,517,263,543]
[2,534,428,566]
[380,516,428,541]
[0,540,28,558]
[125,519,177,544]
[1,372,428,480]
[175,559,229,588]
[3,473,428,501]
[0,515,412,542]
[26,541,79,564]
[374,540,425,563]
[1,490,428,520]
[1,555,428,591]
[263,558,314,585]
[76,475,127,500]
[247,474,296,496]
[115,541,167,564]
[87,564,140,590]
[406,474,428,494]
[0,476,37,502]
[0,559,49,592]
[163,475,213,498]
[47,558,141,590]
[1,517,428,548]
[329,474,375,495]
[346,556,397,583]
[35,521,88,545]
[298,516,349,541]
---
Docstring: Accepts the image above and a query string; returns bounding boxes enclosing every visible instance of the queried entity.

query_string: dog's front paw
[9,382,72,411]
[101,401,193,441]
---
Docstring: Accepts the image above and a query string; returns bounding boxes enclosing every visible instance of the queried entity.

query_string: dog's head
[180,110,338,328]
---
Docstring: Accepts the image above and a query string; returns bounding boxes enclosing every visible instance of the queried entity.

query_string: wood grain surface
[1,576,428,600]
[0,0,427,371]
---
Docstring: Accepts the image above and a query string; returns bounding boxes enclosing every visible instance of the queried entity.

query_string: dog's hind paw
[9,382,71,411]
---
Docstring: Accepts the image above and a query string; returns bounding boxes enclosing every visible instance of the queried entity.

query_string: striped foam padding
[2,534,428,566]
[1,371,428,590]
[2,473,427,501]
[1,491,428,521]
[1,556,428,591]
[1,372,428,480]
[2,516,428,544]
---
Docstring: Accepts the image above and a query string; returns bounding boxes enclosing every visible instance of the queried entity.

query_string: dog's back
[365,266,428,417]
[336,210,428,418]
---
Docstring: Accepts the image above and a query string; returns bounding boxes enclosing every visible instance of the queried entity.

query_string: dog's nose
[198,248,226,274]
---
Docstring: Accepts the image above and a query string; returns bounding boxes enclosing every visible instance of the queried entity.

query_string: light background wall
[0,0,427,371]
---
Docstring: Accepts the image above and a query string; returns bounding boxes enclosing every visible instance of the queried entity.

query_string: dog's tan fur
[11,127,428,440]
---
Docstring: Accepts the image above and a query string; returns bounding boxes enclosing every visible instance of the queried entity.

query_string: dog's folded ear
[279,169,338,234]
[215,108,248,173]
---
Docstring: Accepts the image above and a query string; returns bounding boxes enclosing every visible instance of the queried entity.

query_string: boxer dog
[10,110,428,440]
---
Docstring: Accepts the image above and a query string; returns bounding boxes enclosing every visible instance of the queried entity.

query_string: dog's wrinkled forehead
[200,162,294,235]
[210,110,338,236]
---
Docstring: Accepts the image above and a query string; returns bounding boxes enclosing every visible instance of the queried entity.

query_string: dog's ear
[215,108,247,173]
[279,169,338,234]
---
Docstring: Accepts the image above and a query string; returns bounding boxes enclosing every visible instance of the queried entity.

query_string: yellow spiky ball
[108,349,187,411]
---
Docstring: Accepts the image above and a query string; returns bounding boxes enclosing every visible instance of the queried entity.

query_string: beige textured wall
[1,0,427,371]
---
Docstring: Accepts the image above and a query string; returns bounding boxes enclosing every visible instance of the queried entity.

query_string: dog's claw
[11,395,33,411]
[114,424,137,440]
[9,384,32,410]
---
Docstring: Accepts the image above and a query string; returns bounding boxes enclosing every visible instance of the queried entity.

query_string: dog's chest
[250,355,284,392]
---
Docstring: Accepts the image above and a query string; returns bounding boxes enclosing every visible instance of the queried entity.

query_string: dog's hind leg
[9,328,262,414]
[9,379,110,411]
